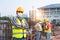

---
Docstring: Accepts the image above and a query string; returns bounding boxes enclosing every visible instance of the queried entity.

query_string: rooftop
[39,4,60,9]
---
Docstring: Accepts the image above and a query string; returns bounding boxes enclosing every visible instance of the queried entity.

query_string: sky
[0,0,60,16]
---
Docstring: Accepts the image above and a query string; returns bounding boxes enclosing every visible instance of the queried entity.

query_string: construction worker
[34,18,43,40]
[51,19,56,36]
[10,7,28,40]
[44,18,51,40]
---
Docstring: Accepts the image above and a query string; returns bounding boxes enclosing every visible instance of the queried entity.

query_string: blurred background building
[29,10,36,21]
[38,4,60,22]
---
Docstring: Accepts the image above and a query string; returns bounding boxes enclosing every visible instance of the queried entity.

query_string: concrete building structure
[38,4,60,22]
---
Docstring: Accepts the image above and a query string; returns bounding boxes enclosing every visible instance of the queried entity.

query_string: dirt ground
[42,26,60,40]
[51,26,60,40]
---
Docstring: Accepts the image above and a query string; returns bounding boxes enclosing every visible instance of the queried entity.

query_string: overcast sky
[0,0,60,16]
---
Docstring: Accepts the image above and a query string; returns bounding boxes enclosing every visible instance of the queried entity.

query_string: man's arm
[11,17,21,27]
[33,23,39,31]
[22,19,29,29]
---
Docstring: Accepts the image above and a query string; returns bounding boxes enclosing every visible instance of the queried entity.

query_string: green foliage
[0,16,10,20]
[0,16,12,23]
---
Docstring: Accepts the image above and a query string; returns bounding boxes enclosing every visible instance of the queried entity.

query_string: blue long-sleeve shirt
[10,17,29,28]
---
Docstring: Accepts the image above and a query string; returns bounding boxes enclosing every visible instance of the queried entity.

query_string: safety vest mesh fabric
[22,19,26,26]
[39,24,42,31]
[16,18,21,25]
[44,23,51,33]
[12,17,26,38]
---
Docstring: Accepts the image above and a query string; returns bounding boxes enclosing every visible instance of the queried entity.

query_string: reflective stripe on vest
[22,19,25,24]
[16,17,21,25]
[12,17,26,38]
[13,32,26,34]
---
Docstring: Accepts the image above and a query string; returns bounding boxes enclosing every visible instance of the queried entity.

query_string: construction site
[0,5,60,40]
[0,0,60,40]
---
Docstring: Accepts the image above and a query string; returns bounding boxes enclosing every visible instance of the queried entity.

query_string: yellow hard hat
[37,18,42,22]
[16,7,24,13]
[45,18,49,22]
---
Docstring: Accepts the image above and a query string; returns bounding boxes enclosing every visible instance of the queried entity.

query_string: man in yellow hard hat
[44,18,52,40]
[10,7,28,40]
[34,18,43,40]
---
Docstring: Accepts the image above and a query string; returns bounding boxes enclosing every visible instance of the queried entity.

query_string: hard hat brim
[16,11,23,13]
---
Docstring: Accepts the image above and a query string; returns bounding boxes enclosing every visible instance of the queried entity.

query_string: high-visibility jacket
[11,17,26,38]
[36,22,42,31]
[44,23,51,33]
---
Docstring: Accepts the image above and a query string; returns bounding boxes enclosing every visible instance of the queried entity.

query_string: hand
[22,24,26,27]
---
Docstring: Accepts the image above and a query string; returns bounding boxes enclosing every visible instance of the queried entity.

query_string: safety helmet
[37,18,42,22]
[45,18,49,22]
[16,7,24,13]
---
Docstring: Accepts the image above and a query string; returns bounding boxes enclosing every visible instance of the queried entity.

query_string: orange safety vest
[44,23,51,33]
